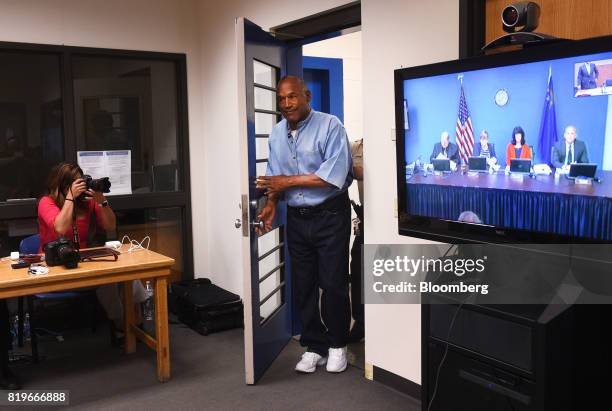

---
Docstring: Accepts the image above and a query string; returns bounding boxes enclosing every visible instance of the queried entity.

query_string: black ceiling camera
[482,2,563,52]
[502,2,540,33]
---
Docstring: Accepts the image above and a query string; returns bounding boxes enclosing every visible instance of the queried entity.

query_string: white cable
[120,235,151,252]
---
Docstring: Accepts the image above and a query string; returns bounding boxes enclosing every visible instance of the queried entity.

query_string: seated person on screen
[551,125,589,171]
[458,211,482,224]
[577,61,599,90]
[473,130,497,167]
[430,131,460,169]
[505,126,533,167]
[38,162,146,340]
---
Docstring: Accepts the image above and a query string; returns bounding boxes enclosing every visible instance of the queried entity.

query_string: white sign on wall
[77,150,132,195]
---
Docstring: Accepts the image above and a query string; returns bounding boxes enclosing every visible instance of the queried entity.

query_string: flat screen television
[395,35,612,243]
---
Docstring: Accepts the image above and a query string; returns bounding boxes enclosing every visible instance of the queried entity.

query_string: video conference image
[403,51,612,240]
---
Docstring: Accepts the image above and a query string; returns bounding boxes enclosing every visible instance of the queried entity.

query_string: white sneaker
[326,347,348,373]
[295,351,327,373]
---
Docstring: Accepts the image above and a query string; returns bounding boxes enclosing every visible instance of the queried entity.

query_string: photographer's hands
[66,179,87,201]
[67,178,106,203]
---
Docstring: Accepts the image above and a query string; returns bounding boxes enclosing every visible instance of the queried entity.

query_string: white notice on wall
[77,150,132,196]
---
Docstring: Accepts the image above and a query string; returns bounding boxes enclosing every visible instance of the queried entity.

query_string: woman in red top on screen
[505,126,533,167]
[38,162,144,339]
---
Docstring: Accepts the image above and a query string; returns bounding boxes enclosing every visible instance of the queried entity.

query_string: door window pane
[253,60,276,87]
[258,227,280,257]
[254,87,277,112]
[258,250,281,280]
[255,112,277,136]
[259,268,283,322]
[72,57,180,193]
[256,161,268,177]
[255,137,269,160]
[0,52,63,202]
[260,282,283,321]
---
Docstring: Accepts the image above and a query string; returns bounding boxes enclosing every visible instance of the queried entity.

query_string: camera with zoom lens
[83,174,111,193]
[44,237,80,269]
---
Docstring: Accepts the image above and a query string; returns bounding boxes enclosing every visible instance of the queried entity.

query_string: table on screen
[406,170,612,240]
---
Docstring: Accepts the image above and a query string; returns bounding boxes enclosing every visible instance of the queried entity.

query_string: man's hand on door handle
[255,194,278,236]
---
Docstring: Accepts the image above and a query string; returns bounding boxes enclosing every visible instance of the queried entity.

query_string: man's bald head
[440,131,450,148]
[278,75,309,94]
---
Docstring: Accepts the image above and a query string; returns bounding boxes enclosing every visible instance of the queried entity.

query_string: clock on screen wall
[495,89,509,107]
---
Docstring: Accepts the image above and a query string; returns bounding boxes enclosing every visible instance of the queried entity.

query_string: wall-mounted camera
[482,1,562,52]
[502,2,540,33]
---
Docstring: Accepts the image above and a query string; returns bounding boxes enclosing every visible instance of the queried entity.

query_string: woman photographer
[37,162,145,341]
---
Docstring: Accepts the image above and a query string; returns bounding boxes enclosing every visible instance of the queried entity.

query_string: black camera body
[44,237,80,269]
[502,1,540,33]
[83,174,111,193]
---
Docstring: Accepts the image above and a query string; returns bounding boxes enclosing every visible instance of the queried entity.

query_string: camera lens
[502,6,519,27]
[57,244,79,269]
[92,177,111,193]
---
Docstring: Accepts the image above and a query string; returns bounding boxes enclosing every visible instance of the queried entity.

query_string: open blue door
[236,17,296,385]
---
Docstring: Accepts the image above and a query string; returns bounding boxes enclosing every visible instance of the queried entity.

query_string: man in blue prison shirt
[256,76,353,374]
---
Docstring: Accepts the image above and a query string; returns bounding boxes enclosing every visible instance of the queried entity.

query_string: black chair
[18,234,99,362]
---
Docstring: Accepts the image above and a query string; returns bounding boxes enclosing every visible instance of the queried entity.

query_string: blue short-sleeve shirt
[266,110,353,207]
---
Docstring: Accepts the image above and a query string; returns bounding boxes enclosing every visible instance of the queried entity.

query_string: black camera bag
[170,278,243,335]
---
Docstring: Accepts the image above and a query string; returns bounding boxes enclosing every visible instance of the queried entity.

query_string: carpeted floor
[10,323,420,410]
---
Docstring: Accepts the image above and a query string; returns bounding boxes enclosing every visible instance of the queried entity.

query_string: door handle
[235,219,242,229]
[251,220,264,230]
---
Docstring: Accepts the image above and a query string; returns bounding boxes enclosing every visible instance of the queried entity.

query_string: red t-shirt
[37,196,104,253]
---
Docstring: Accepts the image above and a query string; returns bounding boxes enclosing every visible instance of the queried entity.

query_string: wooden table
[0,245,175,382]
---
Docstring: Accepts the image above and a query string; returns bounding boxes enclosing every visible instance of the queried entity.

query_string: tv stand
[422,300,611,410]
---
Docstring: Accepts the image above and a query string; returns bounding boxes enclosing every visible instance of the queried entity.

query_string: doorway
[302,31,364,371]
[238,2,363,384]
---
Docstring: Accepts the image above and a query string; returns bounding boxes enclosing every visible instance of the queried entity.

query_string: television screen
[396,36,612,241]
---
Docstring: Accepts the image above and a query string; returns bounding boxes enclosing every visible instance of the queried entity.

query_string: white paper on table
[77,150,132,196]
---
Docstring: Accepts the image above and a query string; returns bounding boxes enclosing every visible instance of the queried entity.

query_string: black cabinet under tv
[422,301,612,411]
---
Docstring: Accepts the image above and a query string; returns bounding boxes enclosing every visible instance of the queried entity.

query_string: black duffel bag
[170,278,243,335]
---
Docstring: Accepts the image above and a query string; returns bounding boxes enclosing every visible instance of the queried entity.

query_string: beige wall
[361,0,458,385]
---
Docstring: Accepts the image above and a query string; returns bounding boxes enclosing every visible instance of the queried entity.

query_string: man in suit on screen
[551,125,589,171]
[577,62,599,90]
[430,131,460,164]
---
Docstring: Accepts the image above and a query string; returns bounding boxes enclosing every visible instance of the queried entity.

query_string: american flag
[455,83,474,164]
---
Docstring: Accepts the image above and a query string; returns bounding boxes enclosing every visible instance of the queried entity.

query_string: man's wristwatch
[100,200,109,208]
